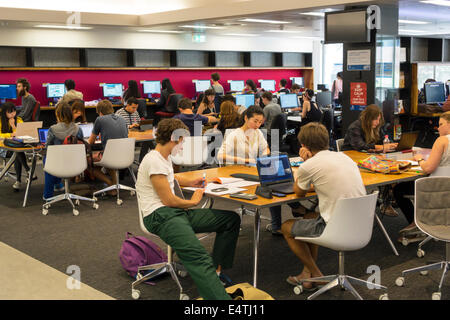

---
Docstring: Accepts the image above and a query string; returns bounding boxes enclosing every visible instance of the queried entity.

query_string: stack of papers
[184,177,259,195]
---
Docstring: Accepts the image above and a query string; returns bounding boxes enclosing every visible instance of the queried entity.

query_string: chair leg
[402,261,445,276]
[418,236,433,250]
[346,275,387,290]
[341,276,363,300]
[300,275,337,284]
[437,263,449,292]
[307,277,339,300]
[132,264,168,289]
[69,194,96,203]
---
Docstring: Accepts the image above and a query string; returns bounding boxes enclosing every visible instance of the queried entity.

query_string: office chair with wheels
[154,93,183,126]
[395,177,450,300]
[31,101,41,121]
[269,113,289,153]
[293,192,389,300]
[136,98,148,119]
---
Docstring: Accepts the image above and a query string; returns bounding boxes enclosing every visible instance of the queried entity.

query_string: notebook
[256,153,294,194]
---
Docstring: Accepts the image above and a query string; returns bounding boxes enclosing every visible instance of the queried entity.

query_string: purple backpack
[119,232,168,282]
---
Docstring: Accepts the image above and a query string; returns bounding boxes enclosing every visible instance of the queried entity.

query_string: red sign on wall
[350,82,367,106]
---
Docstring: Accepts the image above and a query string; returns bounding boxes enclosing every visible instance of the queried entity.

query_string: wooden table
[175,150,425,287]
[128,129,154,142]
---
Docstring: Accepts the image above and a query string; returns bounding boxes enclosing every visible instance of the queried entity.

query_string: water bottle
[383,135,390,154]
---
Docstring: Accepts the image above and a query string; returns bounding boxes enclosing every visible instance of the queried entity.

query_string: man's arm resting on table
[151,174,203,209]
[293,177,313,198]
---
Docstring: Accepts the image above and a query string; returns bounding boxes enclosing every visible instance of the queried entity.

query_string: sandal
[286,275,327,291]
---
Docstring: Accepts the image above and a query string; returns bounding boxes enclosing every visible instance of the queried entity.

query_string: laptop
[138,119,153,132]
[79,123,101,144]
[38,128,49,145]
[256,153,295,194]
[15,121,43,144]
[388,131,419,152]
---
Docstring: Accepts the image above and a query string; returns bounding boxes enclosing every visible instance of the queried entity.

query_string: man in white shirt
[281,122,366,291]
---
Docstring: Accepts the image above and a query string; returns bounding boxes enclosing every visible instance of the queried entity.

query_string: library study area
[0,0,450,307]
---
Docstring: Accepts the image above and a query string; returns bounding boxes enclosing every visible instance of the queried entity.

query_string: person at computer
[261,91,281,132]
[16,78,36,122]
[136,118,240,300]
[115,97,141,129]
[393,111,450,235]
[278,79,290,94]
[196,89,217,116]
[121,80,141,105]
[299,89,322,127]
[43,102,84,201]
[69,99,86,124]
[331,72,343,107]
[88,100,128,195]
[214,100,240,136]
[242,80,257,93]
[0,102,33,191]
[291,84,301,95]
[59,79,83,105]
[210,72,224,95]
[150,78,175,119]
[281,122,367,290]
[174,97,218,136]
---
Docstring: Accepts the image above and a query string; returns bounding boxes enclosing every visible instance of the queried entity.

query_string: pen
[202,173,206,188]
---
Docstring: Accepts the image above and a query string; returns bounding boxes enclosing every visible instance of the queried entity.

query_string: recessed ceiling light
[179,25,225,29]
[137,30,184,34]
[398,29,428,33]
[222,33,259,37]
[299,12,325,17]
[420,0,450,6]
[239,18,291,24]
[35,24,92,30]
[265,30,300,33]
[398,19,430,24]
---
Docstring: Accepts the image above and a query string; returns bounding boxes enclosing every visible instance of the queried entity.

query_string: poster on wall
[347,49,371,71]
[350,82,367,111]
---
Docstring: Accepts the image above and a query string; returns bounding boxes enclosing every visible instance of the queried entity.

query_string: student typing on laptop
[281,122,366,291]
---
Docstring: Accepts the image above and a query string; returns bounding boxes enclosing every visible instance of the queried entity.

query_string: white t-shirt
[217,127,268,164]
[136,150,175,217]
[296,150,366,223]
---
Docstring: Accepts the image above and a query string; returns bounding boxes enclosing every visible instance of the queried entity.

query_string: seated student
[150,78,175,119]
[196,89,217,116]
[299,89,322,127]
[115,97,141,129]
[60,79,83,105]
[393,111,450,234]
[291,83,301,95]
[122,80,141,105]
[16,78,37,122]
[210,72,224,95]
[173,97,218,136]
[88,100,128,193]
[281,122,366,289]
[136,118,240,299]
[242,79,257,93]
[261,91,281,131]
[278,79,290,94]
[69,99,86,124]
[0,102,33,191]
[215,100,240,136]
[43,102,84,200]
[217,105,269,165]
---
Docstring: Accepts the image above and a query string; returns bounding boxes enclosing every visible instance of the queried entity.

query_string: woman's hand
[413,154,424,162]
[8,117,16,129]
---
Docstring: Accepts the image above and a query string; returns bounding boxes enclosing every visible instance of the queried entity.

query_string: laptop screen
[79,123,94,138]
[256,154,293,185]
[38,128,49,144]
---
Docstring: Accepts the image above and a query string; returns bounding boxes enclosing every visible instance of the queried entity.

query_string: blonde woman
[215,100,240,136]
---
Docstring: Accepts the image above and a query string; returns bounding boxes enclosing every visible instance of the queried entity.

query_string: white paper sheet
[184,183,246,196]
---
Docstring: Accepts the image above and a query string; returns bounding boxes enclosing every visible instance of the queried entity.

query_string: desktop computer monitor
[143,81,161,95]
[316,91,333,108]
[46,83,66,99]
[292,77,304,87]
[229,80,245,92]
[317,84,328,91]
[235,94,255,109]
[103,83,123,98]
[424,82,446,104]
[0,84,17,99]
[195,80,211,93]
[260,80,276,92]
[280,94,299,109]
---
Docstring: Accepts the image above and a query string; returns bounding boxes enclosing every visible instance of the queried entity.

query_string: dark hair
[69,99,86,123]
[222,94,236,104]
[155,118,189,145]
[280,79,287,87]
[261,91,273,101]
[161,78,175,94]
[55,102,73,124]
[291,83,301,91]
[126,97,139,106]
[202,88,216,104]
[178,97,193,110]
[298,122,329,152]
[64,79,76,91]
[425,78,436,84]
[0,102,17,133]
[211,72,220,82]
[16,78,30,92]
[305,89,315,98]
[337,72,343,79]
[96,99,114,115]
[124,80,141,102]
[245,105,264,120]
[245,79,257,91]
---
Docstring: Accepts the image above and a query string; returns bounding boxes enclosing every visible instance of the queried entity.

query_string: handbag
[358,155,411,174]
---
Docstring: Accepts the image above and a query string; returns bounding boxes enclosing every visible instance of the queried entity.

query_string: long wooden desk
[175,150,425,287]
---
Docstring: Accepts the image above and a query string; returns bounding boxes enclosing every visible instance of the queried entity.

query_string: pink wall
[0,68,303,106]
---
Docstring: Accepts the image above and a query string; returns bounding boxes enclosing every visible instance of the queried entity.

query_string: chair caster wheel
[178,270,188,278]
[75,199,80,206]
[136,273,143,280]
[131,289,141,300]
[417,249,425,258]
[93,203,99,210]
[401,238,409,246]
[432,292,441,300]
[180,293,190,300]
[420,270,428,276]
[130,191,136,196]
[42,209,49,216]
[395,277,405,287]
[117,199,123,206]
[293,285,303,295]
[93,197,98,202]
[73,209,79,216]
[379,293,389,300]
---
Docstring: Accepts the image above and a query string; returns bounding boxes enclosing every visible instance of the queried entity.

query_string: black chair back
[165,94,184,113]
[136,98,148,118]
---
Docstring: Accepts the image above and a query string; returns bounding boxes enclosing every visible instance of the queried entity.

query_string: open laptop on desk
[38,128,49,145]
[15,121,43,144]
[256,153,295,194]
[79,123,101,145]
[393,131,419,152]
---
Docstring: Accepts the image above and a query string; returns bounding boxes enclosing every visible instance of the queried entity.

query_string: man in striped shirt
[115,97,141,129]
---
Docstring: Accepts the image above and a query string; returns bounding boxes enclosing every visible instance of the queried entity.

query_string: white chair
[92,138,136,205]
[396,177,450,300]
[131,179,210,300]
[170,136,208,168]
[293,192,389,300]
[42,144,98,216]
[336,138,344,152]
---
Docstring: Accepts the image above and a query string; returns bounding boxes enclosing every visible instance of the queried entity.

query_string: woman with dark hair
[149,78,176,118]
[122,80,141,104]
[196,88,217,116]
[69,99,86,123]
[243,79,257,93]
[300,89,322,126]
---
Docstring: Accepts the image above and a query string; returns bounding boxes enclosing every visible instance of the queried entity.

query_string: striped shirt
[115,107,141,127]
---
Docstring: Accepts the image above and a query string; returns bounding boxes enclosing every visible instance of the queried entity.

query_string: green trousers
[143,206,241,300]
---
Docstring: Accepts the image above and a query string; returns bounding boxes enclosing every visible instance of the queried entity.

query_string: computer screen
[260,80,276,92]
[195,80,211,93]
[235,94,255,109]
[38,128,49,144]
[47,83,66,98]
[102,83,123,97]
[256,154,293,184]
[425,82,446,104]
[229,80,245,92]
[325,10,369,44]
[292,77,304,87]
[317,84,328,91]
[0,84,17,99]
[280,94,299,109]
[79,123,94,138]
[316,91,332,107]
[143,81,161,94]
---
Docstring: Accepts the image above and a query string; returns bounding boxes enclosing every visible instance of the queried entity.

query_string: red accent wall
[0,68,303,105]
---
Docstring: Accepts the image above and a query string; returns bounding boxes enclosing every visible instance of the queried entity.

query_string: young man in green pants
[135,118,240,300]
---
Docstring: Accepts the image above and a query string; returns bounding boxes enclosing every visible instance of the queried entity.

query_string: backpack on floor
[119,232,167,283]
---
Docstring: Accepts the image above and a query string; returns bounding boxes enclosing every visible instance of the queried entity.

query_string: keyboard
[230,173,260,182]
